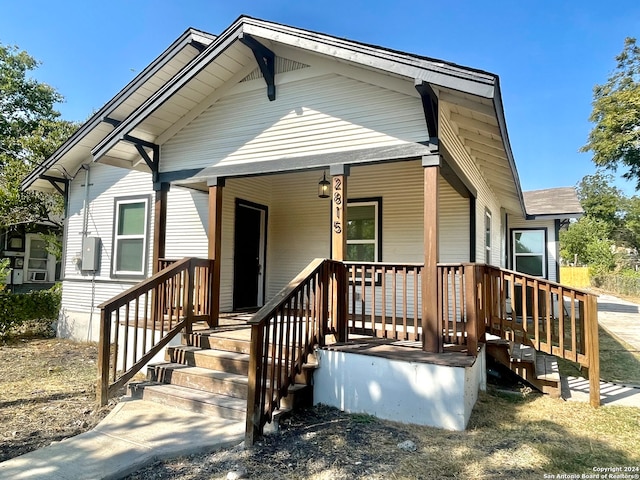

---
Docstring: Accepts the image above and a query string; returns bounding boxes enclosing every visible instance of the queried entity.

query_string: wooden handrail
[245,258,346,445]
[97,257,215,405]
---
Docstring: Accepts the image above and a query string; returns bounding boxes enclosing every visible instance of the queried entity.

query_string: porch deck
[192,315,478,368]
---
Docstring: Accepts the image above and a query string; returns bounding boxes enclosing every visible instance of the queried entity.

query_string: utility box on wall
[81,237,101,272]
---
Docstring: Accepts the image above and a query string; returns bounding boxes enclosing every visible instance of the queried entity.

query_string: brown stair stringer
[486,338,561,398]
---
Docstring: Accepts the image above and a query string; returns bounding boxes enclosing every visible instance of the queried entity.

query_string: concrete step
[148,362,249,399]
[128,382,246,421]
[166,345,250,375]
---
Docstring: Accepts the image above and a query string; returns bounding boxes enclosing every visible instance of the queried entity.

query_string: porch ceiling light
[318,172,330,198]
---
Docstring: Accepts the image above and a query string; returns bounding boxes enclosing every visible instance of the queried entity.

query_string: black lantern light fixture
[318,172,330,198]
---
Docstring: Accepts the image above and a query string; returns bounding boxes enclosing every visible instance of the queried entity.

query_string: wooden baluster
[381,266,387,338]
[436,266,442,346]
[452,268,458,344]
[142,292,149,354]
[402,266,408,341]
[133,297,139,366]
[412,267,419,342]
[122,303,130,374]
[113,309,120,382]
[392,266,397,338]
[578,297,586,354]
[546,287,552,353]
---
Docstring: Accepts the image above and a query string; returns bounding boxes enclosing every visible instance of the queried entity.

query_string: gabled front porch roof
[23,15,526,215]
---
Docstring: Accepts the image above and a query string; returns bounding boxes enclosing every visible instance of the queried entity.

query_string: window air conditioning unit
[30,271,47,282]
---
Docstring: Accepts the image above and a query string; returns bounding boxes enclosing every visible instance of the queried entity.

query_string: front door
[233,200,267,310]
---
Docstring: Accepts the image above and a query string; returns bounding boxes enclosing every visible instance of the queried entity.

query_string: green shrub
[0,284,61,339]
[591,269,640,297]
[0,258,8,291]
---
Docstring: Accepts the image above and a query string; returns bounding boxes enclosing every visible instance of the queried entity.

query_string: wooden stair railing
[97,257,215,406]
[245,258,347,445]
[476,265,600,407]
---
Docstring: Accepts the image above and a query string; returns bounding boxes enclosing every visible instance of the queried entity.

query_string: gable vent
[240,57,309,83]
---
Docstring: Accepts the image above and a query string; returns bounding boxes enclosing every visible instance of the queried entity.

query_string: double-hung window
[346,199,381,263]
[113,196,149,277]
[512,229,546,278]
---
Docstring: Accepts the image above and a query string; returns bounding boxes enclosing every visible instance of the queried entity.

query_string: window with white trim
[113,197,149,276]
[346,200,380,262]
[485,210,492,264]
[512,229,546,278]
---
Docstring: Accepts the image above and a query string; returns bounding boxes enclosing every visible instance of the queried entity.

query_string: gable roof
[22,28,216,193]
[523,187,583,219]
[23,16,526,215]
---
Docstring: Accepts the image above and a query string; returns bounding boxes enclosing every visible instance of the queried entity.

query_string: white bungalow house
[23,16,599,442]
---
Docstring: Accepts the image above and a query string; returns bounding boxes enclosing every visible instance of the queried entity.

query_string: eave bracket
[240,33,276,101]
[123,134,160,183]
[415,80,439,145]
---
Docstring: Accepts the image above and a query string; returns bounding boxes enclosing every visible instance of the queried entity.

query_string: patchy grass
[558,326,640,385]
[0,338,113,462]
[125,392,640,480]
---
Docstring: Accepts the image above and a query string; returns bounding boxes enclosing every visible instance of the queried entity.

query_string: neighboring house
[0,222,61,293]
[23,17,599,439]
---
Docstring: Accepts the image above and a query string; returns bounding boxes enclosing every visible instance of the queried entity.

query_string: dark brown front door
[233,200,267,310]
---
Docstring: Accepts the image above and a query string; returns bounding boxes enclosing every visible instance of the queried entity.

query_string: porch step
[486,339,561,397]
[184,328,252,354]
[148,362,249,399]
[128,382,246,421]
[166,345,250,375]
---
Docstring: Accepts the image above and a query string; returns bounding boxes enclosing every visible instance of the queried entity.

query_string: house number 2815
[333,177,342,234]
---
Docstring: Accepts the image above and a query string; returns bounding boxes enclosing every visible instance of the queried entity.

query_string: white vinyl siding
[508,216,558,282]
[161,73,427,172]
[60,164,156,335]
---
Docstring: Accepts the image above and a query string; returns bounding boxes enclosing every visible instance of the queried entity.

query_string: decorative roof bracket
[40,175,69,196]
[239,33,276,101]
[123,134,160,183]
[415,80,439,145]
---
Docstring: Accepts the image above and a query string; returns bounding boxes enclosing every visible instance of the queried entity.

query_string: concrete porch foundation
[313,341,486,431]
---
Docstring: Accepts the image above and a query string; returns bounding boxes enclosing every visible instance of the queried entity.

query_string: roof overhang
[25,16,527,216]
[21,28,216,193]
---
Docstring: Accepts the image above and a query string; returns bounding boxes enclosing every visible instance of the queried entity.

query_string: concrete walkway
[563,292,640,406]
[0,399,244,480]
[596,293,640,352]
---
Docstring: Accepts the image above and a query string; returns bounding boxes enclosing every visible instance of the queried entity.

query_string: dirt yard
[1,338,639,479]
[0,338,113,462]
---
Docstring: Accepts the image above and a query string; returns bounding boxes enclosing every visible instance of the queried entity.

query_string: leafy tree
[560,216,614,268]
[0,43,76,229]
[576,172,623,231]
[582,37,640,188]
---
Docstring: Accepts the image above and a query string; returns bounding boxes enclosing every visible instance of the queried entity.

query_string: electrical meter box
[81,237,101,272]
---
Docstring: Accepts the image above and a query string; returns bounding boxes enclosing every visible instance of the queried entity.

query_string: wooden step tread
[510,344,536,363]
[152,362,249,382]
[168,345,249,361]
[535,354,560,382]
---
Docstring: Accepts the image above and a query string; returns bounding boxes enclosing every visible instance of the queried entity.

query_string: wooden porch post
[330,165,348,342]
[330,165,348,261]
[422,156,441,353]
[152,183,169,274]
[208,178,225,328]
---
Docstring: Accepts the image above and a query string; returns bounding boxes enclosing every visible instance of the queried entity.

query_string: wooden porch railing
[96,257,214,405]
[345,262,424,342]
[476,265,600,406]
[245,258,346,445]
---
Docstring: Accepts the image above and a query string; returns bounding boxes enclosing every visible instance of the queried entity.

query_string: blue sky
[1,0,639,195]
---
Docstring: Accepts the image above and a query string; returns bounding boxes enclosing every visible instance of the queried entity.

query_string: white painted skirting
[313,344,486,431]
